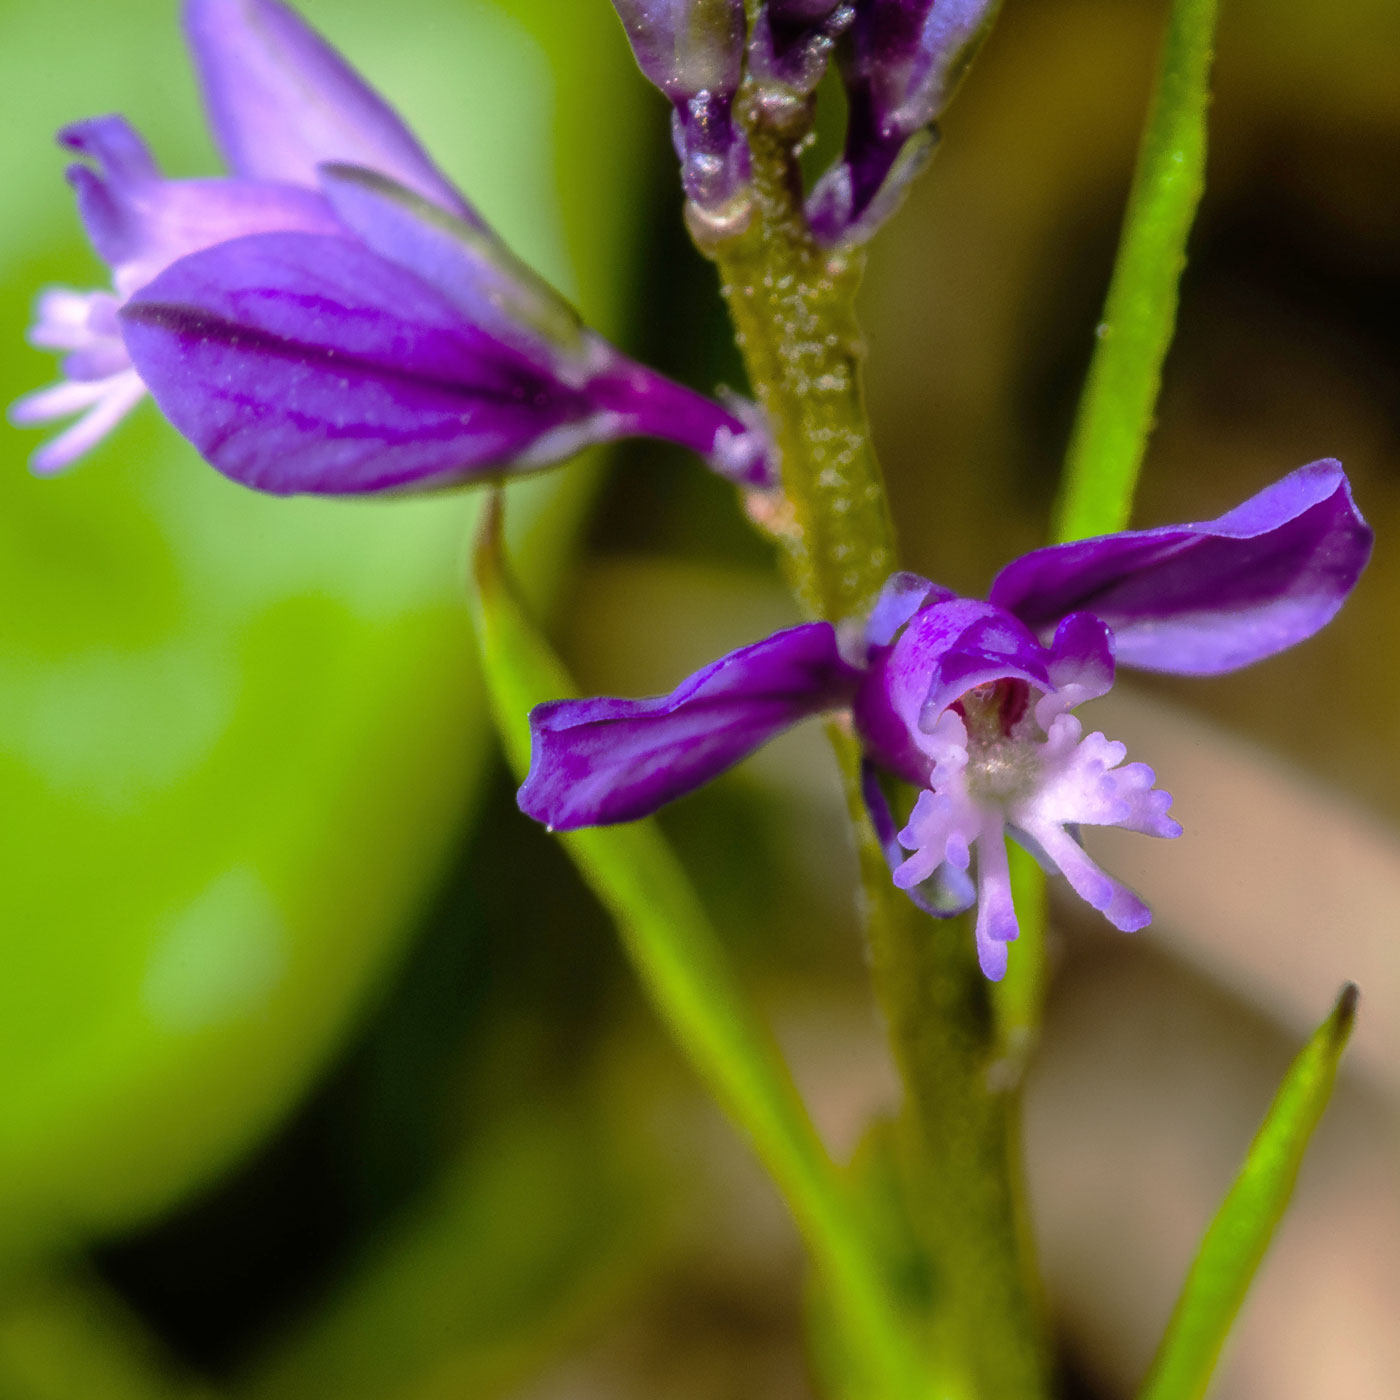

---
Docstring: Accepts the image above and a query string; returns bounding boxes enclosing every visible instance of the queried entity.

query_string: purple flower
[609,0,751,215]
[807,0,999,244]
[12,0,774,494]
[518,462,1371,978]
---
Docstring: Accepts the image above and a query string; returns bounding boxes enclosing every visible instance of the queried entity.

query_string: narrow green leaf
[469,496,932,1398]
[0,1268,214,1400]
[1138,983,1359,1400]
[1053,0,1219,544]
[991,845,1049,1070]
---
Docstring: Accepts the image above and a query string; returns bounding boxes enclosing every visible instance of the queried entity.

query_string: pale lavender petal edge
[988,461,1373,675]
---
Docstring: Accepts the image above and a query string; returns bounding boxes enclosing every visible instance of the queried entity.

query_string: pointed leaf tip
[1138,981,1357,1400]
[1332,981,1360,1038]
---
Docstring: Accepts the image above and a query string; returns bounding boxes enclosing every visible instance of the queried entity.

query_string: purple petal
[316,163,583,360]
[120,232,603,495]
[611,0,745,100]
[117,177,341,297]
[973,819,1017,981]
[59,117,162,267]
[989,461,1373,675]
[60,116,159,184]
[58,113,344,294]
[518,623,859,829]
[1045,611,1115,706]
[1019,822,1153,933]
[865,571,954,648]
[11,370,148,476]
[315,163,776,486]
[808,0,996,243]
[580,364,777,489]
[853,598,1050,785]
[905,600,1050,728]
[183,0,473,219]
[861,760,974,917]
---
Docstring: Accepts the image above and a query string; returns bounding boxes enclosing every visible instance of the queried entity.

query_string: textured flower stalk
[12,0,775,494]
[693,29,1045,1386]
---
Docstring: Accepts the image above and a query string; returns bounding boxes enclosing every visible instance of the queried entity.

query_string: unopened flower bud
[808,0,999,244]
[748,0,855,102]
[610,0,752,212]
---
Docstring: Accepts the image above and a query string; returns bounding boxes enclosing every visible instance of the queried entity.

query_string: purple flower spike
[610,0,751,213]
[519,466,1371,978]
[807,0,1000,244]
[15,0,776,493]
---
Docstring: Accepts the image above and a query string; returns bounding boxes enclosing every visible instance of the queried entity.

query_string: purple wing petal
[518,623,860,829]
[184,0,473,219]
[120,232,601,495]
[989,461,1373,675]
[316,163,582,359]
[865,571,954,648]
[318,164,778,489]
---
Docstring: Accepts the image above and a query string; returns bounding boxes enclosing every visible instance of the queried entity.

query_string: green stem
[1053,0,1219,542]
[701,105,897,622]
[701,89,1049,1399]
[853,794,1049,1399]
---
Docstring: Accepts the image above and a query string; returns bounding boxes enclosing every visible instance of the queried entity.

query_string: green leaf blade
[1053,0,1219,544]
[1138,984,1359,1400]
[469,498,934,1399]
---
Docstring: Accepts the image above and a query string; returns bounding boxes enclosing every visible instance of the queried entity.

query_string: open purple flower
[518,462,1371,978]
[12,0,773,494]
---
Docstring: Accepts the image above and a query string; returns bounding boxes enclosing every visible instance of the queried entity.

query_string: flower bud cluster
[610,0,999,245]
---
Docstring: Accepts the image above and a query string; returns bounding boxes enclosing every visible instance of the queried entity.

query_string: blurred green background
[1,0,1397,1397]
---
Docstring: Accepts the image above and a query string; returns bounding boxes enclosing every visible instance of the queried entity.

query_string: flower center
[954,679,1041,806]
